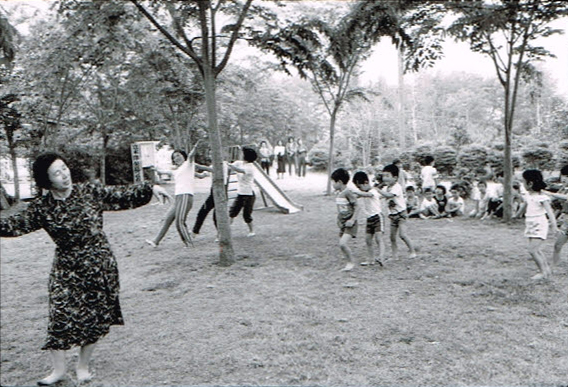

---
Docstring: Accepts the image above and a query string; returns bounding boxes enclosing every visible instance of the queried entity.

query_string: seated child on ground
[406,186,421,218]
[419,188,440,219]
[433,185,449,218]
[446,184,465,217]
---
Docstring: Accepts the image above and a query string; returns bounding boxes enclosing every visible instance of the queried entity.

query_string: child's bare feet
[341,263,354,272]
[37,371,66,386]
[76,368,93,384]
[531,272,549,280]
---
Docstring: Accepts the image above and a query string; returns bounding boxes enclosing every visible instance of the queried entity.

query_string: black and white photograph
[1,0,567,386]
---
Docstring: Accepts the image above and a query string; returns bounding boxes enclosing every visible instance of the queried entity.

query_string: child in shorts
[519,169,558,280]
[544,165,568,269]
[352,171,386,266]
[376,164,417,259]
[331,168,360,272]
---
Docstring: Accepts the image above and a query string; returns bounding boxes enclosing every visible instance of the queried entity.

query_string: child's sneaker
[247,232,256,237]
[375,258,384,266]
[360,261,371,266]
[409,252,417,259]
[341,262,355,272]
[145,239,157,248]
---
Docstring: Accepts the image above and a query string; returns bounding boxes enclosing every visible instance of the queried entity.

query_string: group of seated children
[406,184,465,219]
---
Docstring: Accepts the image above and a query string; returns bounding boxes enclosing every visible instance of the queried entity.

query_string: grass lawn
[1,172,567,386]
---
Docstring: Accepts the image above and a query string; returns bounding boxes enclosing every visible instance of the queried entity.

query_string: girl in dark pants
[192,161,229,236]
[229,147,258,236]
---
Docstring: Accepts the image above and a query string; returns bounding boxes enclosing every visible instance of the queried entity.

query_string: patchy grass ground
[1,172,567,386]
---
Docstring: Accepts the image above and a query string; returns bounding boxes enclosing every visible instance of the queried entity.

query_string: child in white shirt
[376,164,417,260]
[447,184,465,217]
[353,171,386,266]
[420,155,438,192]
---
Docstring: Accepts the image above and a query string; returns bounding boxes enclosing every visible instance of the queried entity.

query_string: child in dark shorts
[352,171,386,266]
[332,168,360,272]
[375,164,417,260]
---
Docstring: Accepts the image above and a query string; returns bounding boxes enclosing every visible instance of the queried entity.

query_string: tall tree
[447,0,568,221]
[253,4,396,194]
[131,0,273,265]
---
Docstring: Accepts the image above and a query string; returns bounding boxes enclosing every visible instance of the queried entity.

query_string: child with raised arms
[519,169,558,280]
[376,164,417,259]
[544,165,568,269]
[352,171,386,266]
[331,168,360,272]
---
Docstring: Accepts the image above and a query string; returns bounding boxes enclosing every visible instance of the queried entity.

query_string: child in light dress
[519,169,558,280]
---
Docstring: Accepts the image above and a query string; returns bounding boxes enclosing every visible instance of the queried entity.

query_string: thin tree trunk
[326,110,338,196]
[203,65,235,266]
[397,43,405,148]
[9,147,20,202]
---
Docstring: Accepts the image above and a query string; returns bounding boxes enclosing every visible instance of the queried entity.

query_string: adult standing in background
[296,138,308,178]
[0,152,169,385]
[274,140,286,179]
[258,140,273,175]
[285,136,297,177]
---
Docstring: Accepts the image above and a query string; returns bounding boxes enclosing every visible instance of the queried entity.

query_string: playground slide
[252,163,303,214]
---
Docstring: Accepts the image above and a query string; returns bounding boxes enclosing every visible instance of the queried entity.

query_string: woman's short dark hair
[33,152,67,189]
[171,149,188,163]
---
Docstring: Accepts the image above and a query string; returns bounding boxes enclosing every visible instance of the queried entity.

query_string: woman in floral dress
[0,152,169,385]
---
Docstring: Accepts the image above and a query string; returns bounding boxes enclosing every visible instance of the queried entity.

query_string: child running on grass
[352,171,386,266]
[519,169,558,280]
[376,164,417,260]
[331,168,360,272]
[544,165,568,269]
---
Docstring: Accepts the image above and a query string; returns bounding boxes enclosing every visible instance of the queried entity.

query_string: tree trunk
[203,65,235,266]
[397,43,406,148]
[101,131,109,185]
[502,85,513,223]
[326,109,338,196]
[9,146,20,203]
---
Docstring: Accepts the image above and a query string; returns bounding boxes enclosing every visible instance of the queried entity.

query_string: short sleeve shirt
[387,183,406,214]
[524,193,550,217]
[234,161,255,195]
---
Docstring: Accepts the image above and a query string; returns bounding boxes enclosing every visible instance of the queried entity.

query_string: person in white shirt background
[420,155,438,192]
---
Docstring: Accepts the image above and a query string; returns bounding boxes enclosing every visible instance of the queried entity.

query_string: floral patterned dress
[0,182,153,350]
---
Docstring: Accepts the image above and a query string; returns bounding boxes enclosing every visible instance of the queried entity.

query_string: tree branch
[130,0,203,71]
[215,0,254,76]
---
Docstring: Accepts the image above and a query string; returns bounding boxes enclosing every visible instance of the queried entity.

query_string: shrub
[433,146,458,177]
[106,145,134,185]
[307,140,351,171]
[521,144,555,171]
[557,140,568,170]
[457,145,489,177]
[59,146,100,184]
[487,149,521,176]
[412,143,434,166]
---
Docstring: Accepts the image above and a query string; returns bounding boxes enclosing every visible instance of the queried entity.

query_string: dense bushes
[59,145,134,185]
